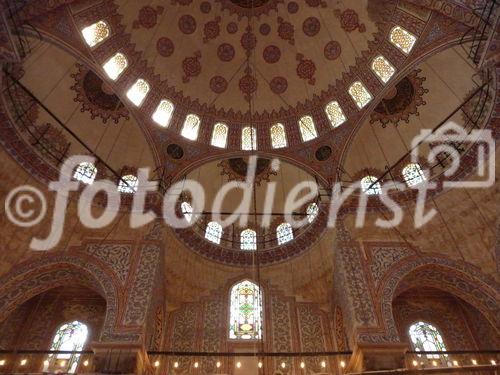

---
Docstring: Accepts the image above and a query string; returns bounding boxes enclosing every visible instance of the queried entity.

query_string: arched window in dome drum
[152,100,174,127]
[298,115,318,142]
[348,81,372,109]
[126,79,150,107]
[270,123,287,149]
[242,126,257,150]
[43,321,88,374]
[181,201,193,223]
[325,101,347,128]
[402,163,426,187]
[211,122,229,148]
[306,202,319,223]
[205,221,222,244]
[118,174,138,193]
[389,26,417,55]
[229,280,262,340]
[73,162,97,185]
[409,322,446,358]
[240,228,257,250]
[81,20,110,47]
[103,52,128,81]
[181,114,201,141]
[277,222,294,245]
[371,55,396,84]
[361,175,381,195]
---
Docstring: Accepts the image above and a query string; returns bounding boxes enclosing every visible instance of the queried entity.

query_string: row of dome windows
[180,201,319,249]
[80,22,417,150]
[73,162,426,196]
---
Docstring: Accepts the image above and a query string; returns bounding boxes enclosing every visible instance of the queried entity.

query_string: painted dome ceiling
[116,0,386,115]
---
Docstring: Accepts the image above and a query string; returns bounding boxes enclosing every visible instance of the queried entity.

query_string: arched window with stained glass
[205,221,222,244]
[306,202,319,223]
[298,115,317,142]
[181,114,201,141]
[270,123,287,149]
[242,126,257,150]
[152,100,174,127]
[81,20,110,47]
[402,163,426,187]
[73,162,97,185]
[361,175,381,195]
[229,280,262,340]
[276,222,294,245]
[240,229,257,250]
[103,52,128,81]
[325,101,347,128]
[181,201,193,223]
[211,122,228,148]
[409,322,446,357]
[118,174,138,193]
[389,26,417,55]
[43,321,88,374]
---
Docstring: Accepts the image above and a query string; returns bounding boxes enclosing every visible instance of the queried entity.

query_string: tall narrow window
[270,123,287,149]
[229,280,262,340]
[325,101,347,128]
[349,81,372,109]
[276,222,293,245]
[402,163,426,187]
[361,175,381,195]
[103,52,128,80]
[371,55,396,84]
[240,229,257,250]
[118,174,138,193]
[43,321,88,374]
[126,79,150,106]
[242,126,257,150]
[152,100,174,127]
[181,201,193,223]
[81,21,110,47]
[306,202,319,223]
[181,114,201,141]
[389,26,417,55]
[409,322,446,357]
[205,221,222,244]
[73,162,97,185]
[211,122,228,148]
[298,115,317,142]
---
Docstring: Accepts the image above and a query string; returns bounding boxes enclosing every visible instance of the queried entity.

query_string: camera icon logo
[410,121,495,189]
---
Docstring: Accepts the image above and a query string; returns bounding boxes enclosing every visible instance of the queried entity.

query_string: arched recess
[0,254,129,342]
[369,257,500,343]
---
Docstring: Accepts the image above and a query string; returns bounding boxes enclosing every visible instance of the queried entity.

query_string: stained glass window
[211,122,228,148]
[181,201,193,223]
[409,322,446,358]
[152,100,174,127]
[361,175,381,195]
[349,81,373,109]
[73,162,97,185]
[126,79,150,106]
[402,163,426,187]
[205,221,222,244]
[371,55,396,84]
[325,101,347,128]
[118,174,138,193]
[242,126,257,150]
[277,222,293,245]
[43,321,88,374]
[180,114,201,141]
[270,123,287,149]
[81,21,110,47]
[229,280,262,340]
[240,229,257,250]
[390,26,417,55]
[298,115,318,142]
[103,52,128,81]
[306,202,319,223]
